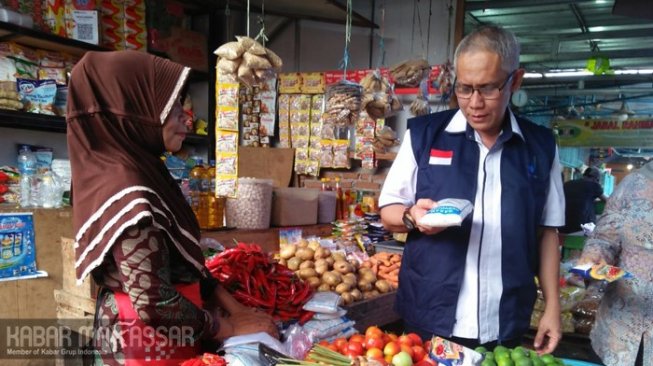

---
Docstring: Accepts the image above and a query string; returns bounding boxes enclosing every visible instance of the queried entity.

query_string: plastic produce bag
[281,323,312,360]
[418,198,474,227]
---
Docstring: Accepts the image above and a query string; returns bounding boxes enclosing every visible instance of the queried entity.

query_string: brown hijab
[67,50,205,283]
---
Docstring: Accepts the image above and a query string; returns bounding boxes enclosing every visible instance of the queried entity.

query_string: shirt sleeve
[111,225,217,341]
[540,146,566,227]
[378,130,418,208]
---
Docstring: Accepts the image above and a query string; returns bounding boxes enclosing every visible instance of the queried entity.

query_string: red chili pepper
[298,311,315,325]
[233,290,269,307]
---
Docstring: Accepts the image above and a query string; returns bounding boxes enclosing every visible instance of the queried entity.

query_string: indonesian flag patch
[429,149,453,165]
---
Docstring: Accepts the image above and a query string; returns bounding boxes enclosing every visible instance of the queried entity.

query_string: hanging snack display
[354,111,377,170]
[410,79,431,117]
[323,80,362,128]
[359,69,402,120]
[307,94,325,176]
[214,35,282,87]
[373,125,400,154]
[389,58,430,87]
[278,94,291,148]
[215,71,240,197]
[290,94,312,175]
[238,76,277,147]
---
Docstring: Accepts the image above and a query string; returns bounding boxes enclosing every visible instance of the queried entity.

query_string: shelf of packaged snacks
[201,224,333,254]
[0,20,108,56]
[349,151,397,161]
[0,108,66,132]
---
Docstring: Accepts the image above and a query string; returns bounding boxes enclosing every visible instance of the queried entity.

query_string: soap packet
[570,263,633,283]
[429,336,483,366]
[418,198,473,228]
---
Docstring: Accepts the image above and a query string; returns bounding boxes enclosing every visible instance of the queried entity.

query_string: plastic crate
[561,358,603,366]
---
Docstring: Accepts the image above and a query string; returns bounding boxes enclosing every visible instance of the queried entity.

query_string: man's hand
[534,308,561,354]
[410,198,447,235]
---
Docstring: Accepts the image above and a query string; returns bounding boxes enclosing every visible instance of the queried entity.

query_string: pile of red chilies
[180,353,227,366]
[205,242,314,323]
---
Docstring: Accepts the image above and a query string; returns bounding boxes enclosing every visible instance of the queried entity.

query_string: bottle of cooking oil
[206,161,224,229]
[189,160,209,229]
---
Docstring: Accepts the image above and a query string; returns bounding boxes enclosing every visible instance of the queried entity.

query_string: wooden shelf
[0,20,107,56]
[201,224,333,253]
[349,151,397,161]
[0,109,66,132]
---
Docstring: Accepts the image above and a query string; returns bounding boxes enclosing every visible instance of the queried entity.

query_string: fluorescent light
[627,164,634,170]
[523,72,543,78]
[544,70,593,78]
[614,69,653,75]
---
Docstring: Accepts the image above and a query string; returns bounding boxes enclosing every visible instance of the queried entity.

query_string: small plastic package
[302,291,341,314]
[429,336,483,366]
[418,198,474,227]
[570,263,633,283]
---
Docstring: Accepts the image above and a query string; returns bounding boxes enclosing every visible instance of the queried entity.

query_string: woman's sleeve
[580,177,628,265]
[110,225,218,340]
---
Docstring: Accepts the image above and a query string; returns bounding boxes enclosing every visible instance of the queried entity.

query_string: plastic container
[225,178,273,229]
[206,161,225,229]
[317,191,337,224]
[271,188,319,226]
[17,146,37,208]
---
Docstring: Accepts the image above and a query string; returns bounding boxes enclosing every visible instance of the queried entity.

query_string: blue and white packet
[418,198,474,228]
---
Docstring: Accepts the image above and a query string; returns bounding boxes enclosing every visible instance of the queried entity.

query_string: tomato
[398,334,414,347]
[326,344,339,352]
[349,334,366,344]
[366,347,384,360]
[406,332,423,347]
[364,335,385,350]
[318,340,329,346]
[400,344,414,359]
[334,337,348,352]
[411,345,427,363]
[365,326,384,338]
[346,341,364,357]
[386,333,399,342]
[383,341,401,357]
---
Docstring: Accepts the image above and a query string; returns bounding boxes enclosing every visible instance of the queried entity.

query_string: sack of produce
[225,178,273,229]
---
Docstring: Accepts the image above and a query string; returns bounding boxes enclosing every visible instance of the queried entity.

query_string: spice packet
[418,198,474,227]
[570,263,633,283]
[429,336,483,366]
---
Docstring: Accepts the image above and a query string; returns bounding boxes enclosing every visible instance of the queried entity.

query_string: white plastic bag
[418,198,473,227]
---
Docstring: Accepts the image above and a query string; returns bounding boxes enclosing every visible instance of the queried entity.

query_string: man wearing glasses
[379,25,564,354]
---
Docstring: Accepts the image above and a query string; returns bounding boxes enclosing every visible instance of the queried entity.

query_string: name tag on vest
[429,149,453,165]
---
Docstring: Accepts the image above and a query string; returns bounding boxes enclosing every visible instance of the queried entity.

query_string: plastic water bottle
[17,146,37,208]
[39,170,62,208]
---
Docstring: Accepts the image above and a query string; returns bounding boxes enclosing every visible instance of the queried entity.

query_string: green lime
[476,346,489,354]
[494,345,509,354]
[482,359,498,366]
[511,349,528,361]
[497,359,515,366]
[495,352,511,363]
[485,352,496,361]
[516,358,534,366]
[532,358,545,366]
[529,350,539,359]
[540,354,556,364]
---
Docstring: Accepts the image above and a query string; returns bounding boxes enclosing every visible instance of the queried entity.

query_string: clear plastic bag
[324,80,362,127]
[302,291,341,314]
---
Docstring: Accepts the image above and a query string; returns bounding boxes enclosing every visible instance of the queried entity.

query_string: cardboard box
[271,188,319,226]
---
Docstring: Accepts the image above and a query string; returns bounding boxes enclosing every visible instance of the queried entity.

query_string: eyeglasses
[454,70,516,100]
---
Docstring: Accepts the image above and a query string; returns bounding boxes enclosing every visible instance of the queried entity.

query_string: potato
[306,276,321,289]
[342,273,357,287]
[360,271,377,283]
[317,283,331,292]
[299,260,315,269]
[297,239,308,248]
[325,257,335,267]
[279,244,296,259]
[314,247,329,260]
[358,279,373,292]
[314,260,329,275]
[322,271,342,286]
[295,248,315,261]
[350,288,363,301]
[333,260,354,274]
[362,291,376,300]
[340,292,354,305]
[335,282,351,294]
[286,256,301,271]
[332,252,346,262]
[298,268,317,279]
[375,280,391,294]
[307,240,320,251]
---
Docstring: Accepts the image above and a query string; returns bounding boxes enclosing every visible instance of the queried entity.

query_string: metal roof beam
[521,48,653,63]
[465,0,596,11]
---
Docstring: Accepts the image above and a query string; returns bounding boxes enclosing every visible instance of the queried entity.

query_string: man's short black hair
[583,167,601,182]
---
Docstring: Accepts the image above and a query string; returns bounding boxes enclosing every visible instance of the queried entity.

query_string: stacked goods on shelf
[214,71,239,197]
[0,42,76,116]
[238,76,277,147]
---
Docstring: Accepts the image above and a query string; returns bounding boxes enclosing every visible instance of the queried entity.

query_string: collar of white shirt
[444,109,526,142]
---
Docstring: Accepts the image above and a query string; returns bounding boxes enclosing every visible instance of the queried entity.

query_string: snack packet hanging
[418,198,473,228]
[570,263,633,283]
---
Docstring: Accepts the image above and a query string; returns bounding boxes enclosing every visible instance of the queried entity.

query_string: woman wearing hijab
[67,51,277,365]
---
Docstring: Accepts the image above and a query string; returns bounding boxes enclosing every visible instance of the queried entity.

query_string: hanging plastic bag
[410,78,431,116]
[324,80,362,128]
[390,58,430,87]
[360,69,402,119]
